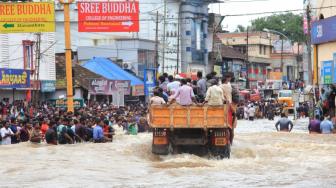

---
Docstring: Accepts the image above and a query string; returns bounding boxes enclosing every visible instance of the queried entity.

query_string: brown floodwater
[1,118,336,188]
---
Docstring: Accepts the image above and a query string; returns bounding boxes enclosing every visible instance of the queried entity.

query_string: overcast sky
[209,0,304,32]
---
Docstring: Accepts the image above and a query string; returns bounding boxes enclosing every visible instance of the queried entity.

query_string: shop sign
[0,68,30,88]
[78,1,139,32]
[322,60,333,84]
[89,79,131,95]
[49,98,84,108]
[132,85,144,96]
[0,2,55,33]
[41,80,56,92]
[311,16,336,45]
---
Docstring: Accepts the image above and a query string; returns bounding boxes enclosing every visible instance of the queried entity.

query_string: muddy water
[1,118,336,188]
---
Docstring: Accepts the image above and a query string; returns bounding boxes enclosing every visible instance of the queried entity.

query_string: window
[22,40,34,70]
[263,46,266,55]
[259,45,262,55]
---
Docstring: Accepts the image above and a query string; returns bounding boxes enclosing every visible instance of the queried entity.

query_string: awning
[82,57,144,86]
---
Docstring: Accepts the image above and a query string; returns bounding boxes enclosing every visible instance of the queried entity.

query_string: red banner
[78,1,139,32]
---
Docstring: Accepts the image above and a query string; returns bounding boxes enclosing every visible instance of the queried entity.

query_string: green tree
[251,13,306,42]
[235,25,246,32]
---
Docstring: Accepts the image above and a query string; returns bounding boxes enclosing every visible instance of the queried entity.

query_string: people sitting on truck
[220,74,232,104]
[150,90,166,105]
[275,113,294,132]
[197,71,207,102]
[204,79,224,106]
[169,79,195,106]
[167,75,180,96]
[308,115,321,134]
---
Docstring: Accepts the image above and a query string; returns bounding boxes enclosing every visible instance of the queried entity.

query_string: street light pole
[263,28,293,80]
[60,0,74,112]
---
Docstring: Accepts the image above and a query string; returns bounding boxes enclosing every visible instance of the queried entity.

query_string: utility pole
[176,8,180,74]
[306,2,313,85]
[246,27,250,89]
[155,11,159,74]
[162,0,167,74]
[34,33,41,105]
[60,0,74,112]
[281,37,284,77]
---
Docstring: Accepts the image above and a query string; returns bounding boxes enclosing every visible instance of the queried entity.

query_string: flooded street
[1,118,336,188]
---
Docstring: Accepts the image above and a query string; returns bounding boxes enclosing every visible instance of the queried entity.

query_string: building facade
[217,32,276,89]
[54,0,218,76]
[0,32,56,102]
[310,0,336,85]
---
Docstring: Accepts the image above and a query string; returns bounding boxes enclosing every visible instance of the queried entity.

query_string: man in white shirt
[150,90,166,105]
[167,75,180,96]
[1,121,14,145]
[204,80,224,106]
[220,74,233,103]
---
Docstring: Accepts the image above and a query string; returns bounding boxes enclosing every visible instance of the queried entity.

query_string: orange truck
[149,104,233,158]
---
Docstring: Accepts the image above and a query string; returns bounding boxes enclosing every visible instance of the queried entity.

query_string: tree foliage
[250,13,306,42]
[235,25,246,32]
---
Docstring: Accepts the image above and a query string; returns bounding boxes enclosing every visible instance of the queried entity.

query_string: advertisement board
[0,2,55,33]
[41,80,56,92]
[272,40,293,53]
[0,68,30,88]
[311,16,336,45]
[132,85,144,96]
[49,99,84,108]
[334,53,336,84]
[78,1,139,32]
[89,79,131,95]
[322,61,333,84]
[144,69,156,96]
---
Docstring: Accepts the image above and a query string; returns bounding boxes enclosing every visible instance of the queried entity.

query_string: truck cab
[277,90,295,114]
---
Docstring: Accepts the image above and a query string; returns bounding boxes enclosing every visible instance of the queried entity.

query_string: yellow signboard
[0,2,55,33]
[269,72,282,80]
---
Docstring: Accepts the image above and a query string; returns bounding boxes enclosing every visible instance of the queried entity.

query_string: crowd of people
[0,100,149,145]
[1,73,335,145]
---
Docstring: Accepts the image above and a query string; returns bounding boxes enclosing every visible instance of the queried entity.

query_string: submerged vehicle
[149,104,233,158]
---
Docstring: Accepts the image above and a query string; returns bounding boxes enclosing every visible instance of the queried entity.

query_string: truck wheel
[152,144,169,155]
[223,144,231,159]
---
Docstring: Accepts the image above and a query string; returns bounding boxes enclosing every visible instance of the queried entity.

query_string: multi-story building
[55,0,218,76]
[0,32,56,102]
[310,0,336,85]
[217,32,277,88]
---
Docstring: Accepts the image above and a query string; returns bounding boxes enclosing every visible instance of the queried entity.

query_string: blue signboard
[311,16,336,45]
[0,68,30,88]
[41,80,56,92]
[322,61,333,84]
[334,53,336,84]
[144,68,156,96]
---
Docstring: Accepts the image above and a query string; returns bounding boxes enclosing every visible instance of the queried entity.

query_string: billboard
[144,69,156,96]
[49,99,84,108]
[272,40,293,53]
[322,61,333,84]
[78,1,139,32]
[311,16,336,45]
[0,68,30,88]
[41,80,56,92]
[89,79,131,95]
[0,2,55,33]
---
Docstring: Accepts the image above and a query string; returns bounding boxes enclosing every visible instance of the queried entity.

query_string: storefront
[0,68,31,103]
